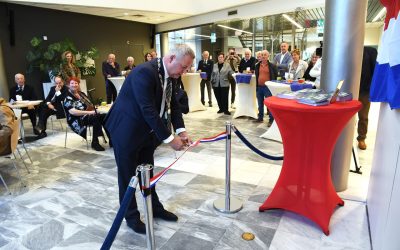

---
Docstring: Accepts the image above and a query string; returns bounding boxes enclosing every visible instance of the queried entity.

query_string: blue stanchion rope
[232,126,284,161]
[101,177,138,250]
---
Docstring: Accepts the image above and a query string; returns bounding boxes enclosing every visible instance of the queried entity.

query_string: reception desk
[259,97,361,235]
[181,73,206,112]
[233,74,258,119]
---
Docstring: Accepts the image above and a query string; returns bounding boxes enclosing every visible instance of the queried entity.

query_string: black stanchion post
[213,121,243,213]
[137,164,156,250]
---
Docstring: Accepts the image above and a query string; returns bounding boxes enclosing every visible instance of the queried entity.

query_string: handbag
[0,102,17,155]
[0,124,12,155]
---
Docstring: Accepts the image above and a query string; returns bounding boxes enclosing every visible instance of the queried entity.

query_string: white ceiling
[1,0,264,24]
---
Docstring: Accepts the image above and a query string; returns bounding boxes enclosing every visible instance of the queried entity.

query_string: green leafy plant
[26,37,99,78]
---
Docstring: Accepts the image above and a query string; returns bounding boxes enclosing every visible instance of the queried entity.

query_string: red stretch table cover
[260,96,361,235]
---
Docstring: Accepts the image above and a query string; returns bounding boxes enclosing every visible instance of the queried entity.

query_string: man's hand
[47,103,55,110]
[169,136,184,151]
[178,131,192,146]
[55,85,61,92]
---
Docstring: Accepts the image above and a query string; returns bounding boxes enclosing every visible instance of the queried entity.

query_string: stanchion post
[213,121,243,213]
[137,164,156,250]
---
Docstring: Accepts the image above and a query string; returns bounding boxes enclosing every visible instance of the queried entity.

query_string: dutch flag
[370,0,400,109]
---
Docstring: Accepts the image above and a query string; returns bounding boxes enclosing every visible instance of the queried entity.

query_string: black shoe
[33,128,40,135]
[217,110,223,114]
[201,101,205,106]
[224,111,231,115]
[91,142,105,151]
[153,209,178,221]
[126,220,146,234]
[37,131,47,139]
[267,121,273,127]
[209,103,212,107]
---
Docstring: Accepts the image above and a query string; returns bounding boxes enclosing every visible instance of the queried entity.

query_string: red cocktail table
[259,96,361,235]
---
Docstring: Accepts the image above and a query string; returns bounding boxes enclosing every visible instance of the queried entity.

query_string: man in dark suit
[239,49,256,73]
[102,53,121,104]
[273,42,293,78]
[357,46,378,150]
[105,44,195,234]
[9,73,39,135]
[36,76,68,138]
[255,50,278,126]
[197,50,214,107]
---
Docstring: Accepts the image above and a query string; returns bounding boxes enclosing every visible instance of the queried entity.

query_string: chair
[12,109,33,165]
[61,101,90,149]
[1,112,27,194]
[42,82,64,133]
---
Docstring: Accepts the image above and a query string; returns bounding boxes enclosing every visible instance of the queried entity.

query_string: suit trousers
[21,107,37,127]
[113,134,164,223]
[357,92,370,141]
[106,80,117,104]
[200,79,212,104]
[213,86,229,112]
[228,75,236,104]
[38,106,57,131]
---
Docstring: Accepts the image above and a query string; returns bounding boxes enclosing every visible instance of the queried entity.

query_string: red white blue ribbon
[142,131,227,190]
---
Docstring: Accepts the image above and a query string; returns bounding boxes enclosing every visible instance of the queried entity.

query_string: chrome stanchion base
[213,197,243,213]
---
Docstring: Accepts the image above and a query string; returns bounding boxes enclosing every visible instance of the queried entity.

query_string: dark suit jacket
[239,57,256,73]
[105,58,185,149]
[197,59,214,80]
[45,85,68,118]
[360,46,378,94]
[255,61,278,85]
[9,84,36,102]
[102,61,121,80]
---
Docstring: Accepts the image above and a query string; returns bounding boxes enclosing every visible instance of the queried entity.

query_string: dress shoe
[254,118,263,123]
[37,131,47,139]
[126,220,146,234]
[224,111,231,115]
[153,209,178,221]
[267,121,272,127]
[217,110,223,114]
[358,140,367,150]
[33,128,40,135]
[201,101,205,106]
[209,103,212,107]
[91,142,105,151]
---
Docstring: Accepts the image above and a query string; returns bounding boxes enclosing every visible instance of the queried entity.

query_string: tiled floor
[0,102,376,250]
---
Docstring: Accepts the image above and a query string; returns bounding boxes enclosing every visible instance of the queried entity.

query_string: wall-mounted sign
[317,19,324,34]
[211,32,216,43]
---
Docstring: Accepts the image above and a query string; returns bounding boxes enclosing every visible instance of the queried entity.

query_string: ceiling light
[194,34,211,38]
[372,7,386,22]
[282,14,303,29]
[217,24,253,35]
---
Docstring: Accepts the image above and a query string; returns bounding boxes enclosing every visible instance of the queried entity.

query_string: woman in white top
[309,57,322,88]
[287,49,308,80]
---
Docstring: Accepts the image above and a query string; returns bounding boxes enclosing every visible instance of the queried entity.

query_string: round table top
[8,100,42,108]
[264,96,361,113]
[182,72,200,76]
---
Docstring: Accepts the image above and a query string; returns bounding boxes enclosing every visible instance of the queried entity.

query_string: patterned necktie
[165,77,173,131]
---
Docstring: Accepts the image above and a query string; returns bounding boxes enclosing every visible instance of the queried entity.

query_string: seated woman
[303,53,320,81]
[63,77,110,151]
[287,49,308,80]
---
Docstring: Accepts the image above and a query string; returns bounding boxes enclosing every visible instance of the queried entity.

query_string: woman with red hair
[63,77,110,151]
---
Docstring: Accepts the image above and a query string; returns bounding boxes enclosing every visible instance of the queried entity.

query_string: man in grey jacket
[273,42,293,78]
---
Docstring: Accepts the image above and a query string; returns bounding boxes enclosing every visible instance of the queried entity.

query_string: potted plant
[26,36,99,81]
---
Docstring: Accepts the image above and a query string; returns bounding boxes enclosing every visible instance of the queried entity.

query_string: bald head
[15,73,25,87]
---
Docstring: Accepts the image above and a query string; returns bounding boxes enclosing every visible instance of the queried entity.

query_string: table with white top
[233,74,258,119]
[108,76,125,96]
[181,73,206,112]
[96,104,112,114]
[8,100,43,140]
[259,81,291,142]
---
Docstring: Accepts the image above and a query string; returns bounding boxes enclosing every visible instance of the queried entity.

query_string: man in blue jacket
[105,44,194,234]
